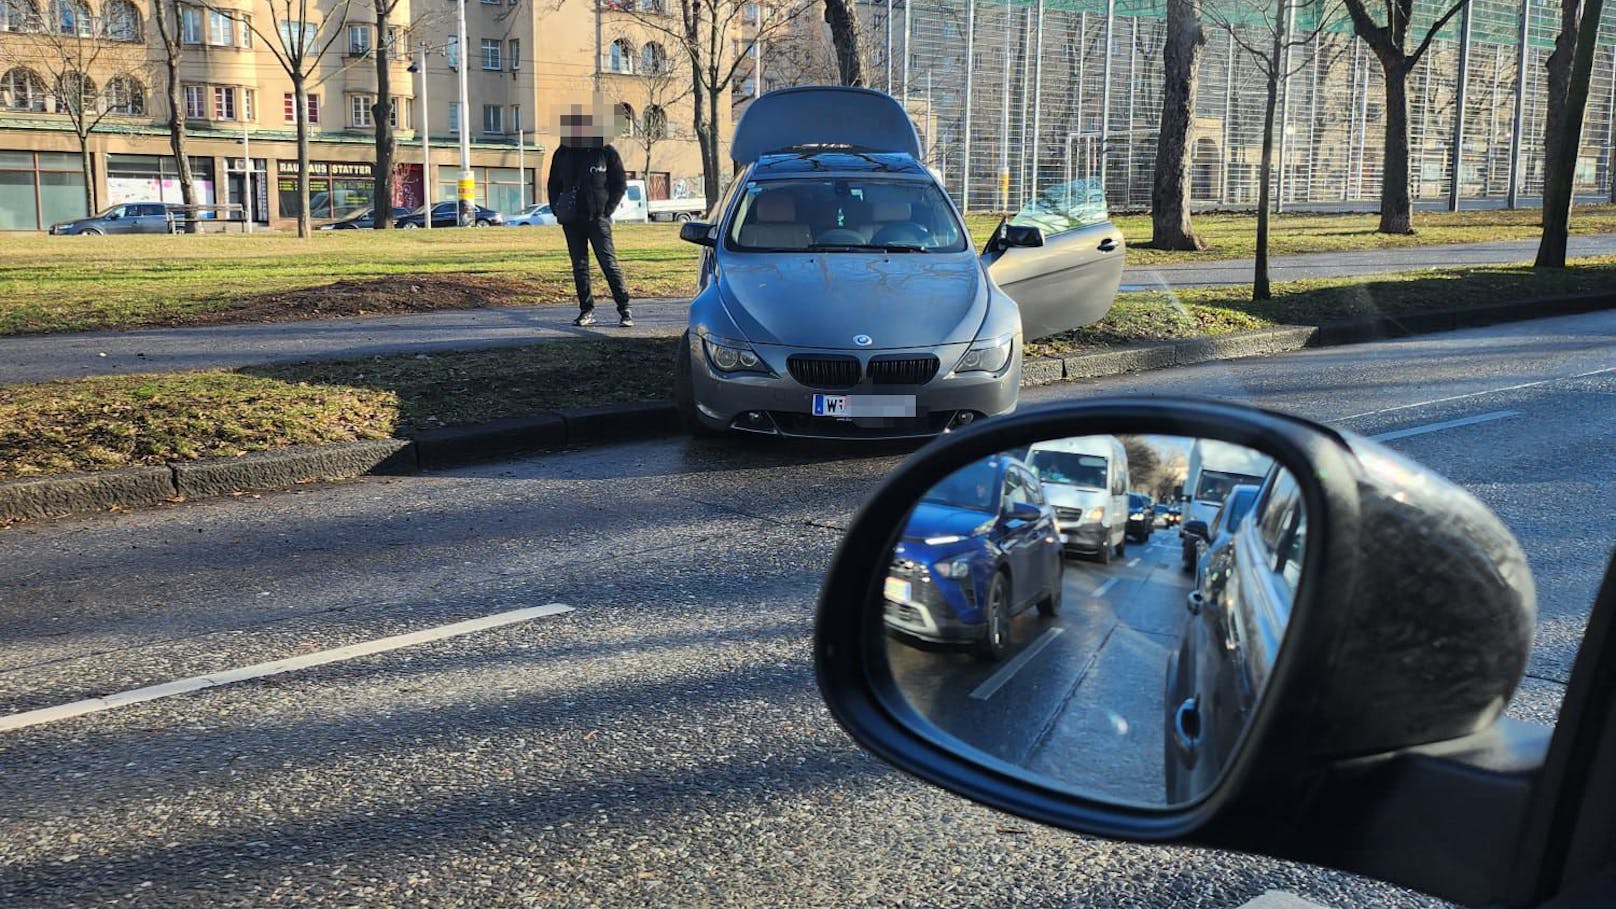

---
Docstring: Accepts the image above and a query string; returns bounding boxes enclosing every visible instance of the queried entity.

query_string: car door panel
[983,220,1125,341]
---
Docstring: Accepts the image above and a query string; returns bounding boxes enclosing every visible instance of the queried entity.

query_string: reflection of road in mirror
[887,536,1189,806]
[879,435,1306,809]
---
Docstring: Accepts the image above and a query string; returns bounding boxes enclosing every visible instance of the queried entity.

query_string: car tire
[1095,540,1112,565]
[974,572,1012,662]
[674,331,722,438]
[1115,537,1126,558]
[675,211,693,222]
[1038,567,1062,617]
[401,222,419,229]
[474,219,491,228]
[81,228,102,236]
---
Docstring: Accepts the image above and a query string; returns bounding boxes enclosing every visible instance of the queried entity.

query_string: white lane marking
[1369,409,1520,442]
[1339,365,1616,421]
[969,627,1065,701]
[0,603,575,733]
[1126,557,1141,568]
[1092,577,1120,598]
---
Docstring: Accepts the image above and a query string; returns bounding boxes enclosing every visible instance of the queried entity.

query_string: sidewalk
[4,234,1614,385]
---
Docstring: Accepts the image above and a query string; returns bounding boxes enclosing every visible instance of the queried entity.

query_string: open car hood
[717,252,988,350]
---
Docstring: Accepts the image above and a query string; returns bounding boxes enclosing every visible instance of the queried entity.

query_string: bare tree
[1149,0,1207,251]
[149,0,198,231]
[1339,0,1467,235]
[370,0,403,229]
[1208,0,1340,300]
[1120,436,1162,495]
[821,0,864,85]
[623,0,816,207]
[1536,0,1605,268]
[0,0,151,213]
[211,0,351,237]
[616,47,693,176]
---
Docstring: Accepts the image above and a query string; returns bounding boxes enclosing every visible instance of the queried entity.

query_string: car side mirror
[106,212,120,220]
[1004,501,1042,523]
[1182,519,1210,542]
[680,221,716,247]
[1002,223,1044,248]
[815,398,1537,904]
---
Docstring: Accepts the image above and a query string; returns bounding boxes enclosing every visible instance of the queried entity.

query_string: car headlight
[934,556,973,579]
[924,535,965,545]
[1130,512,1145,520]
[953,335,1014,375]
[703,337,768,374]
[1086,506,1106,522]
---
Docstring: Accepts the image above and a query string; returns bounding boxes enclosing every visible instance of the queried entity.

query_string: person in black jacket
[547,105,633,327]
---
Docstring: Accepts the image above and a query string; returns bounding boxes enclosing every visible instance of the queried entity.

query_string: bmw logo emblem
[854,334,873,347]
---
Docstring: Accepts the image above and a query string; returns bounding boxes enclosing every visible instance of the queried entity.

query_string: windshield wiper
[805,243,928,254]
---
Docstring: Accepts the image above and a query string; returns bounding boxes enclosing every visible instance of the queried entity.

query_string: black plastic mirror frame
[1004,224,1045,248]
[815,398,1361,842]
[680,221,716,246]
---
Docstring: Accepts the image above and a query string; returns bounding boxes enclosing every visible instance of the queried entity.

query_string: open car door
[983,179,1125,341]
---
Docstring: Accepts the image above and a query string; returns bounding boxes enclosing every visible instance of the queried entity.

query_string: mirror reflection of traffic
[880,434,1307,809]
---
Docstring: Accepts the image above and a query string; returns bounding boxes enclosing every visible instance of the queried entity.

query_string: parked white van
[1024,435,1131,564]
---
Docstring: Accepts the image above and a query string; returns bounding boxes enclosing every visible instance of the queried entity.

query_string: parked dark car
[395,202,505,228]
[319,206,414,230]
[882,454,1063,661]
[49,202,180,235]
[1181,483,1261,584]
[1164,468,1305,802]
[1125,493,1155,543]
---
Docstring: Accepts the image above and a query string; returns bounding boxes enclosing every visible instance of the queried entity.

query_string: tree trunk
[700,83,722,206]
[1537,0,1605,267]
[1254,44,1282,300]
[78,138,95,214]
[1150,0,1206,251]
[373,6,394,229]
[1541,0,1581,213]
[295,74,311,238]
[1377,61,1414,234]
[824,0,866,86]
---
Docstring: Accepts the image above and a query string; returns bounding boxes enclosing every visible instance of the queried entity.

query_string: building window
[644,104,666,139]
[1,67,47,111]
[278,20,314,52]
[180,6,200,43]
[509,104,521,134]
[448,100,459,133]
[104,0,141,40]
[446,34,457,68]
[350,94,373,128]
[104,75,144,115]
[1,0,36,34]
[482,103,501,134]
[616,102,636,137]
[283,92,319,124]
[389,97,404,128]
[640,42,665,74]
[607,38,634,74]
[385,26,402,54]
[53,0,89,36]
[238,15,251,46]
[507,38,519,71]
[347,23,369,55]
[213,85,236,120]
[183,84,206,119]
[207,9,232,45]
[242,88,254,121]
[480,38,500,70]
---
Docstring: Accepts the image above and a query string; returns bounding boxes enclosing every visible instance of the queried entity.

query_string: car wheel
[474,219,491,227]
[674,331,722,438]
[81,228,102,236]
[1037,566,1062,617]
[974,572,1012,661]
[1095,540,1112,565]
[1115,537,1126,558]
[675,211,694,222]
[401,222,419,229]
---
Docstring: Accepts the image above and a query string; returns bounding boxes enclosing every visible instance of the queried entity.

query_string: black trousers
[562,215,631,313]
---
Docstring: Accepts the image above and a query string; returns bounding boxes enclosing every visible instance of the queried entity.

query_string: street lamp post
[411,49,432,229]
[456,0,473,226]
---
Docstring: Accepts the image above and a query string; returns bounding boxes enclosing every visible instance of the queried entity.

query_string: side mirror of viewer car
[680,221,717,247]
[807,397,1616,909]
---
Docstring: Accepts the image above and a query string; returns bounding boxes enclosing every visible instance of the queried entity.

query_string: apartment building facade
[0,0,720,231]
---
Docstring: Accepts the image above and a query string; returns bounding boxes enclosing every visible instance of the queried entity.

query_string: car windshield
[1196,469,1266,505]
[725,177,967,253]
[1221,487,1259,532]
[1026,451,1108,489]
[94,205,126,218]
[919,459,999,512]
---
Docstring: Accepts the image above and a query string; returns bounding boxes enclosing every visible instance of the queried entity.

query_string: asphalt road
[3,309,1613,908]
[887,533,1189,808]
[4,233,1614,384]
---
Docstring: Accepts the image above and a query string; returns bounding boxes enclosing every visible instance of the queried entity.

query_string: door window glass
[1009,177,1109,236]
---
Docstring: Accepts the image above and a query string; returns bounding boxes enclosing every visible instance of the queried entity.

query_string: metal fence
[861,0,1616,213]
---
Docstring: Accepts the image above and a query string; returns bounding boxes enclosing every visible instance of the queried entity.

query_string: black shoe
[573,311,597,327]
[618,310,634,327]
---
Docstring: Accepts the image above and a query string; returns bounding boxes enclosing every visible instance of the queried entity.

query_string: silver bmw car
[674,86,1125,439]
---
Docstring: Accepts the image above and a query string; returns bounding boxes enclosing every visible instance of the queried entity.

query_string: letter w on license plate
[812,395,917,418]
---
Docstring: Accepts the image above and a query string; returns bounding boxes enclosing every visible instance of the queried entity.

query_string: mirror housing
[1181,519,1210,542]
[815,398,1537,903]
[1003,501,1042,523]
[1003,224,1045,248]
[680,220,717,247]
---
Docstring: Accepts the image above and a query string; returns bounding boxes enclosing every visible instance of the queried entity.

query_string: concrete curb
[4,289,1612,524]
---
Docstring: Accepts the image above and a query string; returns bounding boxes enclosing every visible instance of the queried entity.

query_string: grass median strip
[4,206,1614,335]
[4,259,1613,481]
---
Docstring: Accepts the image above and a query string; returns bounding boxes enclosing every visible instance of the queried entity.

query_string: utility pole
[1506,0,1529,208]
[457,0,473,226]
[962,0,974,211]
[1000,0,1010,211]
[1448,0,1473,211]
[415,46,432,228]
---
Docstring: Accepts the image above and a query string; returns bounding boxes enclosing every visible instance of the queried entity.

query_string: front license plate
[812,394,917,418]
[883,576,912,603]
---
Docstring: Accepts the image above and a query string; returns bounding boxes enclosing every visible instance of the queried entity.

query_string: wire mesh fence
[861,0,1616,213]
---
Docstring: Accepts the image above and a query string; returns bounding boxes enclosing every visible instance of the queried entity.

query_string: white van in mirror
[1025,435,1130,564]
